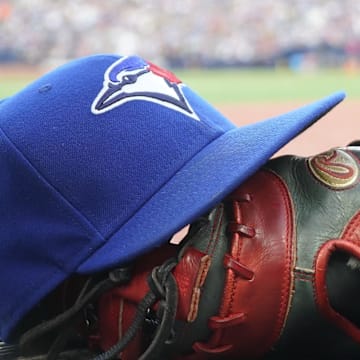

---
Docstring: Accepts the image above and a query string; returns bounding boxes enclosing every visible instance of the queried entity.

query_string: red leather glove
[92,145,360,359]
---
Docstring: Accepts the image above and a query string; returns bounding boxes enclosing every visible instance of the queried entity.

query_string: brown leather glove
[88,145,360,359]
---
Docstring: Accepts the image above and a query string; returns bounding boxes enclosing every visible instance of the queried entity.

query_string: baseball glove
[7,144,360,359]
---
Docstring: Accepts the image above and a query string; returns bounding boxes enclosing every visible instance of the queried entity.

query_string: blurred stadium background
[1,0,360,155]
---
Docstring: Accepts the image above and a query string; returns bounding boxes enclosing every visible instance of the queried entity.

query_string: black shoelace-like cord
[18,268,132,359]
[16,259,179,360]
[93,217,210,360]
[93,258,179,360]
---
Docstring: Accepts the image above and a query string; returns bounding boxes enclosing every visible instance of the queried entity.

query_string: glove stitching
[293,269,313,283]
[276,173,296,342]
[205,204,224,256]
[341,210,360,240]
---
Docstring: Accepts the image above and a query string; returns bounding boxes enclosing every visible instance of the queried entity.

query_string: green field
[1,67,359,103]
[177,68,360,103]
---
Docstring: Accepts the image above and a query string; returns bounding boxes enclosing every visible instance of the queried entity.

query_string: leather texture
[264,147,360,359]
[192,169,294,359]
[95,205,228,359]
[94,146,360,359]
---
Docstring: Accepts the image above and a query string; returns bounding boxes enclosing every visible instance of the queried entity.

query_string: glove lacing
[18,268,132,359]
[94,258,179,360]
[17,261,178,360]
[95,217,209,360]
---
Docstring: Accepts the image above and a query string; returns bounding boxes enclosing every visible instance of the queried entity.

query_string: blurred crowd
[0,0,360,69]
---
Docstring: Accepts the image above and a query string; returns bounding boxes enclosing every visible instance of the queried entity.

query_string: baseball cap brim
[78,90,345,273]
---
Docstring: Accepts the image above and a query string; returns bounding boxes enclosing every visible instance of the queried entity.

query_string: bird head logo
[91,55,199,120]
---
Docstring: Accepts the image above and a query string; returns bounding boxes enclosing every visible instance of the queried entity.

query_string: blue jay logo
[91,56,199,120]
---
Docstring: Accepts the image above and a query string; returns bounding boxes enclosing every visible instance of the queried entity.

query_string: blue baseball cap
[0,54,345,341]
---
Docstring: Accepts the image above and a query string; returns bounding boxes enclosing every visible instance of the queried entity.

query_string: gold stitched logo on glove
[308,149,359,189]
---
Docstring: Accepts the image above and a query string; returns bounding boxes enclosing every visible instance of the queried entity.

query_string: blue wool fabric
[0,54,345,341]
